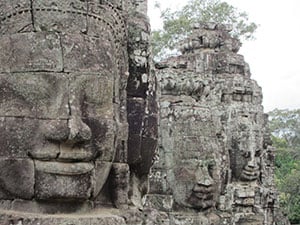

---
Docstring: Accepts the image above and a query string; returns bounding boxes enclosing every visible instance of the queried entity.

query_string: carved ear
[109,163,130,209]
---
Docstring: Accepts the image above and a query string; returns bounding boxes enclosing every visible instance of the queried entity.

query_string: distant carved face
[231,122,262,182]
[172,159,218,209]
[0,32,119,201]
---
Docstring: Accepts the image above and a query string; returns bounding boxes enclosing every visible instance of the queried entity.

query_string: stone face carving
[0,0,289,224]
[148,22,290,225]
[0,37,119,201]
[0,0,160,223]
[230,120,262,182]
[0,0,149,224]
[162,106,222,211]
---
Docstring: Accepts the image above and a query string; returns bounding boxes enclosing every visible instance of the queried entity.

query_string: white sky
[148,0,300,112]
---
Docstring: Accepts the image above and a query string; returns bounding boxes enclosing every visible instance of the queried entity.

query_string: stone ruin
[0,0,290,224]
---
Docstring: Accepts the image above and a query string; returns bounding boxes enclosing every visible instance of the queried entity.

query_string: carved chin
[187,192,215,209]
[34,160,112,200]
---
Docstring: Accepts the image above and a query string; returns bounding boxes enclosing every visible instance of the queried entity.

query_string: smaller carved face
[231,123,262,182]
[172,159,218,209]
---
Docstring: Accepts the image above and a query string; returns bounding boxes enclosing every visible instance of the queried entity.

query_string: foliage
[269,109,300,223]
[151,0,258,60]
[269,108,300,148]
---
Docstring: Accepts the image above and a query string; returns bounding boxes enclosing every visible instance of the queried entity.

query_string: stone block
[148,168,172,194]
[0,212,127,225]
[142,115,158,138]
[93,161,113,198]
[33,0,87,33]
[214,52,246,75]
[0,36,11,72]
[143,194,173,212]
[61,33,116,73]
[83,118,116,162]
[110,163,130,208]
[0,73,69,118]
[0,117,38,158]
[35,161,93,200]
[169,213,209,225]
[0,159,34,199]
[9,32,63,72]
[70,74,114,118]
[236,214,264,225]
[128,134,142,165]
[0,0,33,35]
[127,98,145,134]
[139,137,157,175]
[86,2,121,38]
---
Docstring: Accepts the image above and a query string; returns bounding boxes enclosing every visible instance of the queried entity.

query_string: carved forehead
[174,135,219,161]
[0,32,116,73]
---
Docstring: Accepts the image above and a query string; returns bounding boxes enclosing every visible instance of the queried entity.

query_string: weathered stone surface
[62,33,116,73]
[0,0,288,224]
[35,160,93,200]
[32,0,88,34]
[110,163,130,208]
[0,159,34,199]
[2,32,63,72]
[0,0,33,35]
[0,0,132,215]
[149,22,289,225]
[0,210,127,225]
[0,117,39,158]
[0,73,69,118]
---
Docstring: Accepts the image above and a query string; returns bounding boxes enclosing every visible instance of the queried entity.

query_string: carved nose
[196,167,214,187]
[44,117,92,144]
[247,157,258,169]
[43,120,69,142]
[67,116,92,144]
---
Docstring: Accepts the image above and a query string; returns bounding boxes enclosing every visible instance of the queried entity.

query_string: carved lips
[240,164,260,181]
[34,160,94,175]
[190,185,216,209]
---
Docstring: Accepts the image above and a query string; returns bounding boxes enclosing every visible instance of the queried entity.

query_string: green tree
[269,108,300,148]
[269,109,300,223]
[152,0,258,60]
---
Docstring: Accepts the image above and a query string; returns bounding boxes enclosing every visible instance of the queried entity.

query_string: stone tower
[146,23,290,225]
[0,0,289,224]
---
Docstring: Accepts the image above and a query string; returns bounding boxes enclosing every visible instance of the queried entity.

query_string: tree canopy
[269,108,300,224]
[151,0,258,60]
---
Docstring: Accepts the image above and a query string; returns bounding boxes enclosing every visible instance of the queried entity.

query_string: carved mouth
[192,192,214,200]
[188,191,215,209]
[34,160,94,175]
[241,168,259,181]
[29,144,96,162]
[192,185,215,201]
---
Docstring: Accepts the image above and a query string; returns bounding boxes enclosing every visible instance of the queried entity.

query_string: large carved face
[0,31,120,201]
[168,119,221,210]
[231,121,262,182]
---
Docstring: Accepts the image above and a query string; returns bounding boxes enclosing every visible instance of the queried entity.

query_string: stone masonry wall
[145,23,290,225]
[0,0,289,224]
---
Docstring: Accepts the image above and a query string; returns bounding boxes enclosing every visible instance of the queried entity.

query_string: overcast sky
[148,0,300,112]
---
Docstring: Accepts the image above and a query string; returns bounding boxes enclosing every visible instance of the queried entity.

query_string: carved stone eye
[255,149,262,157]
[243,151,251,158]
[208,164,214,177]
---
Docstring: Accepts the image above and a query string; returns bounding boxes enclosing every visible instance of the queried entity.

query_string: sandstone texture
[0,0,288,224]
